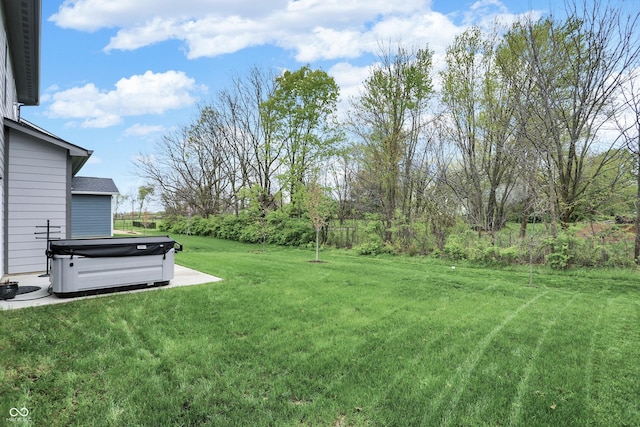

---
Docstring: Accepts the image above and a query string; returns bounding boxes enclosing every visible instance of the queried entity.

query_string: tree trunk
[635,151,640,263]
[520,195,532,239]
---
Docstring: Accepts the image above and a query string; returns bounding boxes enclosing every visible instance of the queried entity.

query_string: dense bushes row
[160,212,637,269]
[341,215,637,269]
[159,211,315,246]
[441,229,637,269]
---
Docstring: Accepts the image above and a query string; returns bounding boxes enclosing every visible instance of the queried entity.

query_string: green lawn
[2,236,639,426]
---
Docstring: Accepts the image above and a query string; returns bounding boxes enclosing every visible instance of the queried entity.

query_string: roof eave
[72,152,93,176]
[4,118,92,175]
[72,191,119,196]
[4,0,41,106]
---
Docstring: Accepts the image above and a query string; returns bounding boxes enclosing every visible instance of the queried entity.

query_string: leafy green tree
[137,185,154,217]
[349,44,434,242]
[261,65,340,214]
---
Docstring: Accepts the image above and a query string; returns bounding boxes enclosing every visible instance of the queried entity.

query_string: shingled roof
[72,176,120,195]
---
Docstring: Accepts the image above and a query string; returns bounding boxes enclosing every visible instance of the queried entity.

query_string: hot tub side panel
[51,249,175,295]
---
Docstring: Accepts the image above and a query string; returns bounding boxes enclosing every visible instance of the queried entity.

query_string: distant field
[2,236,639,426]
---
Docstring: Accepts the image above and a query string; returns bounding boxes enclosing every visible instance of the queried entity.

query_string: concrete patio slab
[0,265,222,311]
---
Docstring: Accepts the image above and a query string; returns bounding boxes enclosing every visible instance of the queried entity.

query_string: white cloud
[104,17,184,51]
[49,0,286,31]
[328,61,372,119]
[124,123,167,137]
[464,0,542,31]
[45,70,202,128]
[292,27,369,62]
[329,62,371,101]
[49,0,526,62]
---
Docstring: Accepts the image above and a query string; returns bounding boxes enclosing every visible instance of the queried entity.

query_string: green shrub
[499,246,521,264]
[160,215,200,235]
[544,233,574,270]
[443,240,467,261]
[265,211,314,246]
[355,241,383,255]
[482,245,501,265]
[157,215,174,232]
[546,251,571,270]
[601,241,636,269]
[354,214,390,256]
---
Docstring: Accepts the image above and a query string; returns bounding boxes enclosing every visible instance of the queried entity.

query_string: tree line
[136,0,640,258]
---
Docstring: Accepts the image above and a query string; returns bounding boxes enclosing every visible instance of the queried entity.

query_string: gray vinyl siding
[1,4,18,120]
[72,195,112,238]
[6,130,68,274]
[1,4,18,277]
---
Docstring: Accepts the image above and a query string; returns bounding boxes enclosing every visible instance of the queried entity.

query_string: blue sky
[21,0,558,200]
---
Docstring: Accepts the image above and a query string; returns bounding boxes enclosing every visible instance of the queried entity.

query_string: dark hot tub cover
[47,236,178,258]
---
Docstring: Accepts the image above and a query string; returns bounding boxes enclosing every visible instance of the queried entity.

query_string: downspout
[66,153,72,239]
[2,126,9,276]
[111,195,115,237]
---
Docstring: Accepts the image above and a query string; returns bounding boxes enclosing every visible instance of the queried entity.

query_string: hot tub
[48,236,181,297]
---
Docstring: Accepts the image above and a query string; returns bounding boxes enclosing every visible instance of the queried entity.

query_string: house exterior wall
[0,3,19,277]
[72,194,113,238]
[1,4,18,120]
[6,129,68,274]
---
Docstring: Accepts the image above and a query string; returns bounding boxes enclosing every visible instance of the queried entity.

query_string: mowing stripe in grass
[341,285,504,362]
[507,292,580,426]
[341,295,498,413]
[583,293,605,419]
[334,288,538,423]
[281,281,516,421]
[584,296,640,425]
[366,283,507,384]
[423,290,548,427]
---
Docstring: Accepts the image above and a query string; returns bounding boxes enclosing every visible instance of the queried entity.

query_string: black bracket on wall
[35,219,61,277]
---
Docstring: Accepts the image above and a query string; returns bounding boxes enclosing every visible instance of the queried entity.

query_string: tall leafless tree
[440,27,519,235]
[614,70,640,262]
[498,0,640,228]
[135,111,229,217]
